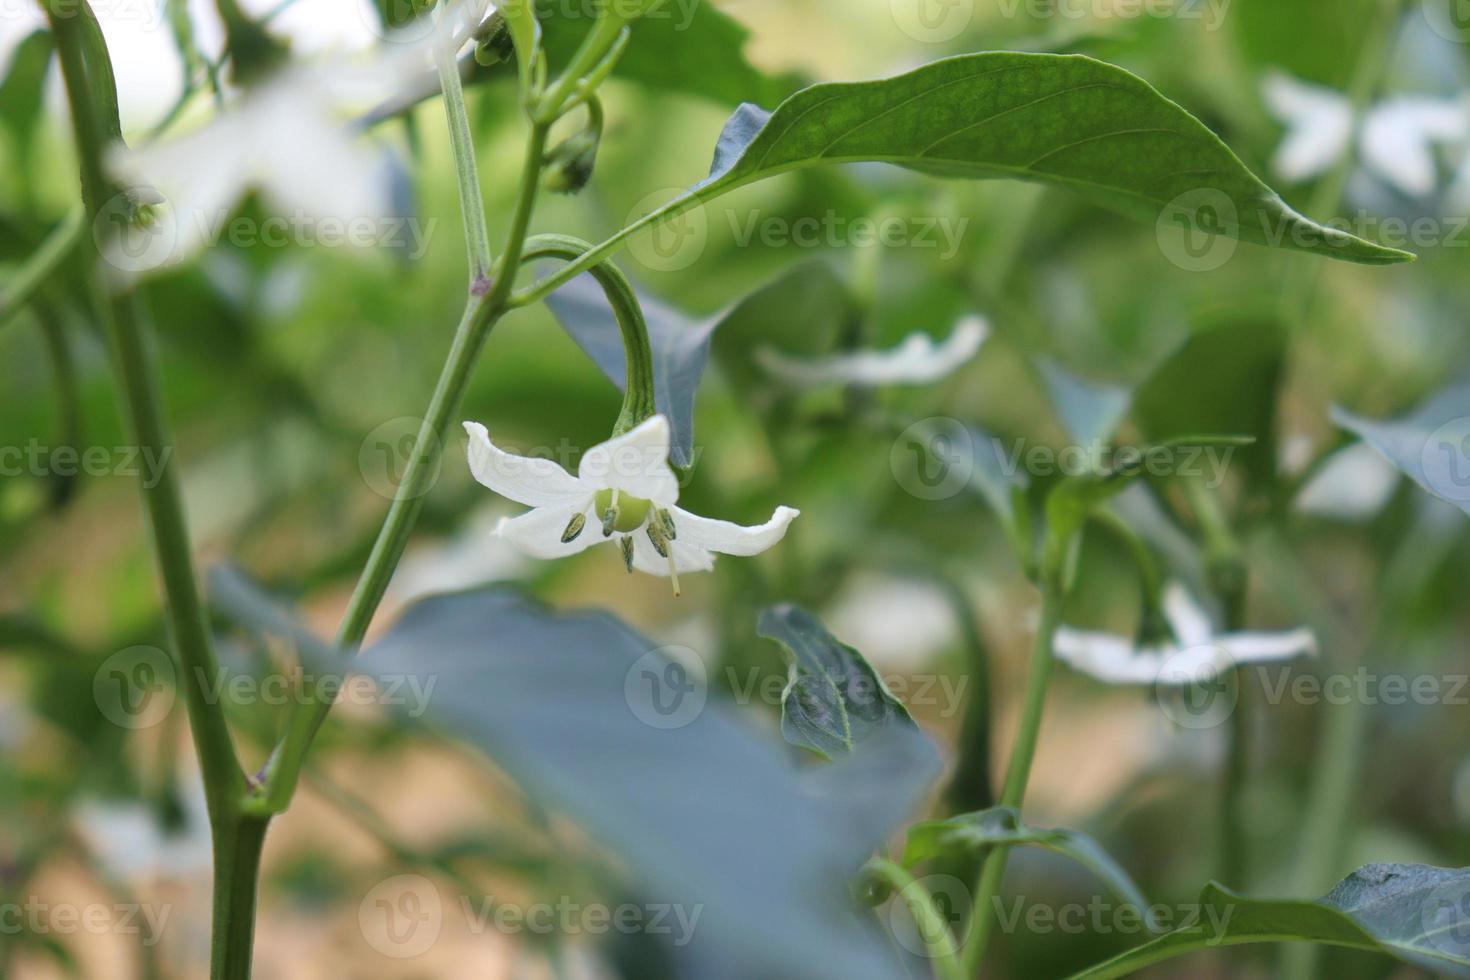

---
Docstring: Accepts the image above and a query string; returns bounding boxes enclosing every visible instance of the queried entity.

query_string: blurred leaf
[212,573,935,980]
[0,30,54,155]
[1037,358,1133,446]
[1069,864,1470,979]
[1231,0,1381,87]
[903,805,1154,926]
[655,54,1411,266]
[1333,378,1470,518]
[536,0,792,106]
[757,603,915,759]
[1133,318,1286,490]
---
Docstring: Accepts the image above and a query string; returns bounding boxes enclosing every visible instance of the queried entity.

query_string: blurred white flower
[464,415,799,594]
[101,1,490,276]
[1293,442,1401,521]
[1054,583,1317,686]
[1263,72,1469,198]
[74,778,212,881]
[754,316,988,389]
[827,574,958,670]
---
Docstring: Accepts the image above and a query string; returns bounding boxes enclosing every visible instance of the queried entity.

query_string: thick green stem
[963,584,1065,976]
[209,815,269,980]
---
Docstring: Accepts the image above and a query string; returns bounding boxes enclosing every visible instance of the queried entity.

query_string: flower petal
[494,503,598,560]
[577,415,679,505]
[464,421,589,507]
[1216,628,1318,664]
[629,532,717,576]
[1361,97,1461,198]
[755,316,988,389]
[1053,628,1167,685]
[1261,72,1354,183]
[670,505,800,557]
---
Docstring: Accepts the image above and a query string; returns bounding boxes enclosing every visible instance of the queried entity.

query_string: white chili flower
[1262,72,1469,198]
[74,777,213,881]
[464,415,799,595]
[754,316,988,389]
[101,1,490,276]
[1054,582,1317,686]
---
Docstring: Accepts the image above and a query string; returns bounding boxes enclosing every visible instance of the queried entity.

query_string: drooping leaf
[758,604,915,759]
[1068,864,1470,979]
[210,572,936,980]
[544,262,856,467]
[903,806,1155,927]
[632,52,1410,265]
[1333,378,1470,518]
[536,0,792,106]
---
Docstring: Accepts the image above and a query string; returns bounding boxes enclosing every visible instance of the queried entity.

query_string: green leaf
[211,572,936,980]
[758,603,915,759]
[642,52,1411,265]
[1333,379,1470,518]
[0,31,55,156]
[536,0,791,106]
[1068,864,1470,979]
[904,806,1155,927]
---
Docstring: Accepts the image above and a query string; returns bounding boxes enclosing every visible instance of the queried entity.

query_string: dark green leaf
[1333,379,1470,518]
[1068,864,1470,979]
[648,53,1410,265]
[904,806,1155,926]
[758,603,915,759]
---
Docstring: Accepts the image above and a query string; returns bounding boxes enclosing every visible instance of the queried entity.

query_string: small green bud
[561,512,587,543]
[474,13,514,67]
[620,535,635,572]
[541,130,600,195]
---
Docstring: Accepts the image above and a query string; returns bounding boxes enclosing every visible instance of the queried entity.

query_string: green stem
[519,234,656,432]
[436,38,493,282]
[865,858,966,980]
[963,584,1065,976]
[532,10,627,124]
[941,578,994,815]
[0,206,84,332]
[47,8,254,977]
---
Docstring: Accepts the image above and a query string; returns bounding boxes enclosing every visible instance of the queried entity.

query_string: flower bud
[541,129,601,195]
[474,13,515,67]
